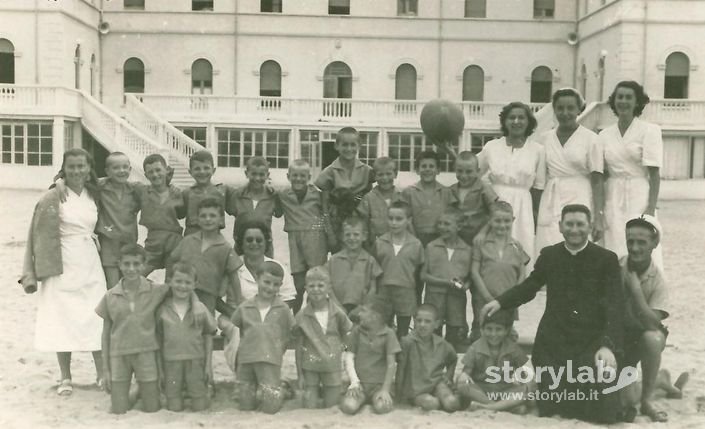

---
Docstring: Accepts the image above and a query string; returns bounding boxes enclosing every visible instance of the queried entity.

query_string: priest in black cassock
[481,204,625,424]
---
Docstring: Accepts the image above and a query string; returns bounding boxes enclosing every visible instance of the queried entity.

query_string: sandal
[57,379,73,396]
[641,403,668,422]
[96,378,106,392]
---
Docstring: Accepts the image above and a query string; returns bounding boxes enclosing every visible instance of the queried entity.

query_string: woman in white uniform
[599,81,663,265]
[20,148,107,396]
[479,102,546,271]
[535,88,605,252]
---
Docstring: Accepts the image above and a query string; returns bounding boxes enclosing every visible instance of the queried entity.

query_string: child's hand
[373,389,393,408]
[346,381,363,399]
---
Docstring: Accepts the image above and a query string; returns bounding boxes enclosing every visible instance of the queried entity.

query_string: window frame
[260,0,282,13]
[217,128,290,169]
[397,0,418,16]
[192,0,214,11]
[465,0,487,18]
[387,132,457,173]
[328,0,350,15]
[533,0,555,18]
[124,0,145,10]
[1,122,53,167]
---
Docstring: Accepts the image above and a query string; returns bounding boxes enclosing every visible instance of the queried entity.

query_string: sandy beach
[1,188,704,428]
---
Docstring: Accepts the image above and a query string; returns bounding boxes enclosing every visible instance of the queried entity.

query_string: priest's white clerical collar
[564,241,588,256]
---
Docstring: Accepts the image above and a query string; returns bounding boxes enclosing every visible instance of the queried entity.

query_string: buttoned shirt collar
[378,231,414,245]
[237,185,275,201]
[111,277,153,296]
[472,336,515,357]
[429,237,470,251]
[286,184,317,198]
[620,256,659,281]
[410,180,445,193]
[331,158,365,171]
[450,180,482,195]
[241,296,288,310]
[408,330,444,349]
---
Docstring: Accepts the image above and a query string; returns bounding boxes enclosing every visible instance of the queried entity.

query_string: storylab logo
[485,361,639,395]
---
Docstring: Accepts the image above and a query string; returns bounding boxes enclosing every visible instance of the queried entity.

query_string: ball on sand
[420,99,465,145]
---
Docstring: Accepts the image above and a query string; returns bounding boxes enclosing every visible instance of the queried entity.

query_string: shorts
[237,362,281,387]
[303,370,342,387]
[99,236,129,267]
[144,230,182,270]
[424,289,467,327]
[623,324,669,367]
[378,285,416,318]
[195,289,217,314]
[354,382,394,402]
[413,380,454,401]
[110,351,158,383]
[288,230,328,274]
[163,359,208,400]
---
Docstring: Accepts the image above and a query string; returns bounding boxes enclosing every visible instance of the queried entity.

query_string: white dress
[34,189,106,352]
[479,137,546,271]
[535,126,603,252]
[599,117,664,266]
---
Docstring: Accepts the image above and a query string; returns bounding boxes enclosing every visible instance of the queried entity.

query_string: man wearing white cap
[620,214,670,422]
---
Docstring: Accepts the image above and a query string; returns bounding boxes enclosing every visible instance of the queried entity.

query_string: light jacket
[20,188,64,290]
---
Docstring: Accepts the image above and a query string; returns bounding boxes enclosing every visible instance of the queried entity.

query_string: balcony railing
[135,93,546,129]
[578,99,705,131]
[0,85,82,117]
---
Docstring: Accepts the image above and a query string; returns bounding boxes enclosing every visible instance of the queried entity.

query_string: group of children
[86,126,552,415]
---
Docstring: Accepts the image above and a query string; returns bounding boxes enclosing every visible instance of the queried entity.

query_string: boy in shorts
[395,304,461,412]
[373,201,424,338]
[183,150,230,237]
[275,159,330,313]
[228,156,278,258]
[135,154,185,276]
[422,208,472,348]
[315,127,374,252]
[339,301,400,415]
[223,261,296,414]
[96,244,169,414]
[451,151,497,245]
[456,310,534,413]
[325,216,382,314]
[294,266,353,408]
[167,198,242,315]
[356,157,404,249]
[156,261,216,412]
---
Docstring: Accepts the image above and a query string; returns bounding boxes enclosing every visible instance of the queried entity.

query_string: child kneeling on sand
[456,310,535,413]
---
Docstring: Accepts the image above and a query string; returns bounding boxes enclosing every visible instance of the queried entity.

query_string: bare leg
[110,381,131,414]
[139,381,161,413]
[92,351,104,383]
[474,384,528,412]
[639,330,668,422]
[303,386,320,409]
[292,272,306,314]
[414,393,440,411]
[457,382,491,405]
[321,386,342,408]
[57,352,72,381]
[339,390,366,415]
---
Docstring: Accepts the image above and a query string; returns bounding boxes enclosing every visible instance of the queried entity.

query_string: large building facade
[0,0,703,188]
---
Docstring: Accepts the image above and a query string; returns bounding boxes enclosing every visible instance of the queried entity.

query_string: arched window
[462,65,484,101]
[530,66,552,102]
[664,52,689,99]
[579,63,587,99]
[260,60,282,97]
[123,57,145,93]
[192,59,213,94]
[90,54,96,96]
[323,61,352,98]
[0,39,15,84]
[74,45,81,90]
[395,64,417,100]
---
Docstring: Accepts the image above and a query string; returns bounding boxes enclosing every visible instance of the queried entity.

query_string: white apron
[34,189,106,352]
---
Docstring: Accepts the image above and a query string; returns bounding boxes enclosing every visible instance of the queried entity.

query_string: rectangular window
[465,0,486,18]
[124,0,145,9]
[470,133,499,154]
[261,0,282,13]
[192,0,213,11]
[0,122,53,166]
[217,128,289,169]
[534,0,554,18]
[387,133,457,173]
[178,127,207,146]
[398,0,418,16]
[329,0,350,15]
[318,130,378,166]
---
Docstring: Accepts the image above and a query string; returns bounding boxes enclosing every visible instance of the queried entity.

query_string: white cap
[626,214,662,242]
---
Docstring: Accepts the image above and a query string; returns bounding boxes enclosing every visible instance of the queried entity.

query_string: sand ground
[1,188,704,428]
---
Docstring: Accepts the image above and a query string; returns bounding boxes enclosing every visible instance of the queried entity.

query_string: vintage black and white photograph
[0,0,704,427]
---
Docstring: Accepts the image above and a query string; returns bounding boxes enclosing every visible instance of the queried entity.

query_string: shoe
[57,379,73,396]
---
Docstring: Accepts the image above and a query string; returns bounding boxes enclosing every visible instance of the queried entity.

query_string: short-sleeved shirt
[234,257,297,302]
[462,337,528,385]
[425,238,472,294]
[227,185,278,238]
[401,181,456,235]
[182,183,229,231]
[135,184,184,234]
[345,325,401,384]
[156,295,217,361]
[472,234,530,298]
[620,256,669,331]
[96,178,139,242]
[600,117,663,178]
[325,249,383,305]
[294,299,353,372]
[95,278,169,357]
[275,185,326,232]
[449,181,497,242]
[168,232,242,297]
[356,186,405,240]
[397,332,457,398]
[231,297,295,366]
[374,232,425,288]
[314,158,374,197]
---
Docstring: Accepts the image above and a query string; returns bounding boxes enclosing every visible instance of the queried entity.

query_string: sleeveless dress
[34,189,106,352]
[599,117,664,268]
[479,137,546,271]
[535,126,603,252]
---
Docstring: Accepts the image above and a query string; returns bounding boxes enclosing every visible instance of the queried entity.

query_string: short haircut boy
[335,126,360,143]
[373,156,397,173]
[171,261,198,281]
[342,215,368,234]
[189,150,214,168]
[490,200,514,216]
[305,265,330,284]
[482,309,514,328]
[416,303,439,320]
[288,159,311,172]
[197,197,224,215]
[119,243,147,261]
[561,203,591,221]
[414,150,441,170]
[257,260,285,279]
[389,200,412,218]
[245,156,269,170]
[142,153,167,170]
[455,150,478,166]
